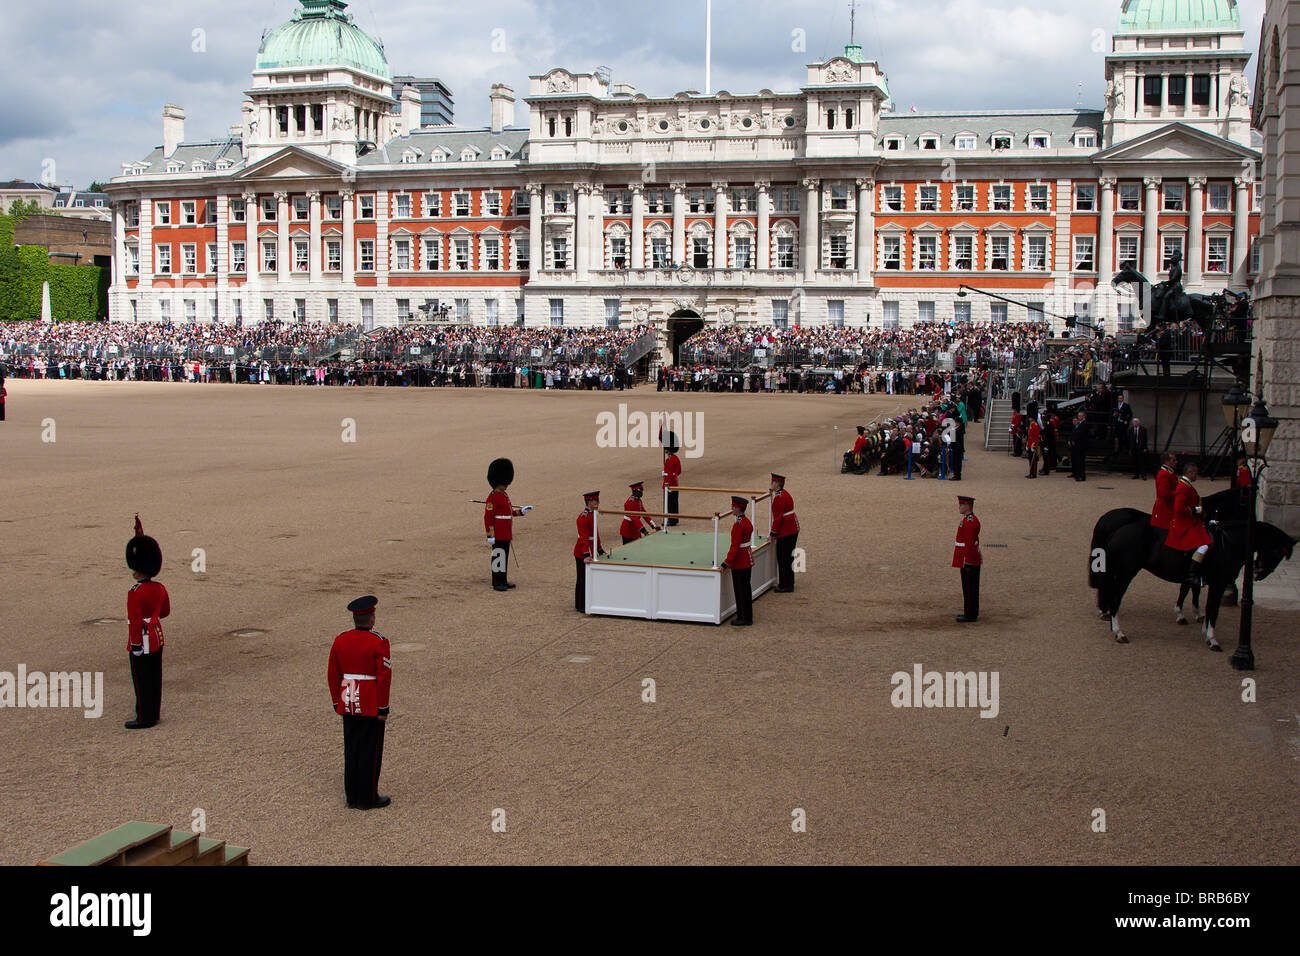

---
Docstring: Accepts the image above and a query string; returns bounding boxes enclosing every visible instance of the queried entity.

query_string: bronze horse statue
[1112,257,1222,330]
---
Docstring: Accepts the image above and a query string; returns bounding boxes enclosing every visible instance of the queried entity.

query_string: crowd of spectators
[842,375,987,479]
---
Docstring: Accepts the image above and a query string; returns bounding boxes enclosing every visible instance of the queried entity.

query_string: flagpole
[705,0,712,95]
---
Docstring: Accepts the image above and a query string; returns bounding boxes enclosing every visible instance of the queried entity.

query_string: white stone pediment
[1095,123,1260,164]
[233,147,347,181]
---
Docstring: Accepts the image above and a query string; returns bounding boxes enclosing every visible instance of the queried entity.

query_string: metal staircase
[985,398,1014,451]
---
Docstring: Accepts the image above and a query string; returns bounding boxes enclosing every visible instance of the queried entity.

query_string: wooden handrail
[595,509,721,521]
[673,486,770,495]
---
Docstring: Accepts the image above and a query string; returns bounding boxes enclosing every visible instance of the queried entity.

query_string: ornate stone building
[104,0,1262,350]
[1252,0,1300,534]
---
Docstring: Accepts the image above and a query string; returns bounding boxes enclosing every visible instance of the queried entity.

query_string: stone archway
[667,309,704,365]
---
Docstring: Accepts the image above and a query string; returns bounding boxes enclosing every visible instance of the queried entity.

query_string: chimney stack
[489,84,515,133]
[162,104,186,157]
[400,85,422,133]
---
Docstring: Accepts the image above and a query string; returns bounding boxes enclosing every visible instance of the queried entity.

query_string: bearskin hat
[662,431,680,454]
[125,514,163,578]
[487,457,514,488]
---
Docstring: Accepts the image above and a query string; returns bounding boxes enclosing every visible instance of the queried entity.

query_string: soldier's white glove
[520,505,533,514]
[487,536,496,546]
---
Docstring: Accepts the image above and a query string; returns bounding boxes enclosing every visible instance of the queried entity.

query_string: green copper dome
[1117,0,1241,33]
[256,0,389,78]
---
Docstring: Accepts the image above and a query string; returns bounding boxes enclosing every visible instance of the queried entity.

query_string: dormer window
[461,147,477,162]
[430,149,447,162]
[215,159,231,170]
[490,146,508,160]
[166,162,183,173]
[1028,133,1049,149]
[191,161,206,172]
[883,136,903,151]
[401,150,419,164]
[919,135,939,150]
[1074,132,1096,149]
[955,134,976,150]
[992,134,1012,150]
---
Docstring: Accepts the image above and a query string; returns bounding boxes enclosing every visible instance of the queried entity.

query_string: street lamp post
[1230,395,1279,671]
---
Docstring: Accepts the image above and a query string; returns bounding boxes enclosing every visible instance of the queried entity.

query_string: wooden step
[40,821,172,867]
[177,837,227,866]
[222,845,250,866]
[133,828,202,866]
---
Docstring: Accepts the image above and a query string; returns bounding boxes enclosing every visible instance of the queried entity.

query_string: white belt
[954,542,965,546]
[738,543,751,549]
[343,674,376,680]
[495,515,513,520]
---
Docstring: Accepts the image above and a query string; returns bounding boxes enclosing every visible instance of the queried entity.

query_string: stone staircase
[40,821,249,867]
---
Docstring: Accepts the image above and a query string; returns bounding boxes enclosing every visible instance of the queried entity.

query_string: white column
[1187,176,1205,285]
[112,203,125,288]
[275,191,289,283]
[671,182,686,266]
[308,190,322,283]
[712,181,728,268]
[856,177,874,282]
[1143,176,1161,275]
[527,183,542,281]
[575,183,590,278]
[756,181,771,271]
[1232,176,1251,287]
[341,189,354,284]
[630,183,645,270]
[243,191,259,297]
[138,196,153,290]
[802,177,819,281]
[215,193,228,295]
[590,184,605,271]
[375,188,389,287]
[1099,177,1116,280]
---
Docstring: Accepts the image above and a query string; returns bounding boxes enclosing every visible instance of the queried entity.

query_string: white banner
[531,347,542,357]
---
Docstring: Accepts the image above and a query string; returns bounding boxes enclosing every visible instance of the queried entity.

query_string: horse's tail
[1089,518,1110,593]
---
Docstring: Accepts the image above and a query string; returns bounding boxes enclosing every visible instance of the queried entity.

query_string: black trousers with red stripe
[775,533,799,590]
[128,648,163,725]
[341,715,385,807]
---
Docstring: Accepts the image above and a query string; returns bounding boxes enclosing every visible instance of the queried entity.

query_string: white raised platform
[585,538,777,624]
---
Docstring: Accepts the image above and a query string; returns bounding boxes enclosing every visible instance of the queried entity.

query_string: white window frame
[1073,235,1097,273]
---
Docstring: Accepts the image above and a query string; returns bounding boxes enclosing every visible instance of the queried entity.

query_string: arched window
[548,116,557,137]
[845,107,854,128]
[827,107,837,130]
[564,115,573,136]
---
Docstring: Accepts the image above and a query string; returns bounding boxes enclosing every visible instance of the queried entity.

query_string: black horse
[1091,511,1294,648]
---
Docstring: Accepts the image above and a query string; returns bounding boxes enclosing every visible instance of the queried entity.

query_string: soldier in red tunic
[327,595,392,810]
[1166,461,1214,585]
[484,458,530,592]
[953,495,982,622]
[125,515,169,729]
[720,495,754,626]
[619,481,657,545]
[662,433,682,526]
[1025,417,1041,478]
[769,473,800,592]
[1150,452,1179,534]
[1235,453,1252,511]
[574,491,606,612]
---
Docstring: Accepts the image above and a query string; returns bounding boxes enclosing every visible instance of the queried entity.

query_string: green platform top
[1117,0,1242,33]
[256,0,389,78]
[598,529,770,569]
[42,821,170,866]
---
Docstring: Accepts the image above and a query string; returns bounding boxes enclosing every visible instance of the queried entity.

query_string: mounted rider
[1166,459,1215,587]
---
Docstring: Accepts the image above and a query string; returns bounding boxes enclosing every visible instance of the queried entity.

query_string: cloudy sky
[1,0,1264,188]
